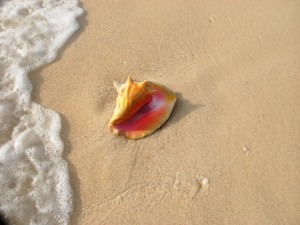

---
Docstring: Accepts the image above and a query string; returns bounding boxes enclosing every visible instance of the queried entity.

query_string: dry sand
[30,0,300,224]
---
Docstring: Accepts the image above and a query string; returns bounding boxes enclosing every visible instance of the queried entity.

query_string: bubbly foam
[0,0,82,224]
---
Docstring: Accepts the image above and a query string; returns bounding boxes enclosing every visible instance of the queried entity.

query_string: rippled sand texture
[32,0,300,224]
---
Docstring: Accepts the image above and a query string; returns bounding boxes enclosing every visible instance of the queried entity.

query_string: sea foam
[0,0,82,224]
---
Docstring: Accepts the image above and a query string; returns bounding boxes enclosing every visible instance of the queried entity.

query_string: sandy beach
[30,0,300,224]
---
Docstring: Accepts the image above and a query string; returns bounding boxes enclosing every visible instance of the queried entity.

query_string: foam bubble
[0,0,83,224]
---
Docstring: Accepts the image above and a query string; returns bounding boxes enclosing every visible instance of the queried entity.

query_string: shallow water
[0,0,82,224]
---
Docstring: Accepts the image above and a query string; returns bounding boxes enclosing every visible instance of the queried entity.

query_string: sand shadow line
[167,92,204,126]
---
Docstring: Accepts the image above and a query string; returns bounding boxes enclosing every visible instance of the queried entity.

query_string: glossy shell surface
[109,76,177,139]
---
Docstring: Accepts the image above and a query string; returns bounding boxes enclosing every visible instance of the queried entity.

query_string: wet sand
[31,0,300,224]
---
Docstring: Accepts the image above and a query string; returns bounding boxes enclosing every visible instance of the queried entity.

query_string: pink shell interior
[112,83,176,139]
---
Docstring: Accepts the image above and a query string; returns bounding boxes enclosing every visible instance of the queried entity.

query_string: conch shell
[109,76,177,139]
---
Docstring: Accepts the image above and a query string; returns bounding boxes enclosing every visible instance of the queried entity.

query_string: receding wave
[0,0,82,224]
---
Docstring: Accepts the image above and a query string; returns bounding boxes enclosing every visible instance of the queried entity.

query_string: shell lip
[109,95,153,127]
